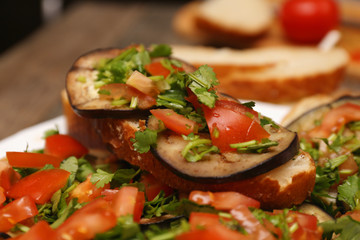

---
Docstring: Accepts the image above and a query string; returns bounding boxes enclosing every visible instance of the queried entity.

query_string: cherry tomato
[6,152,63,168]
[145,61,184,78]
[139,173,173,201]
[189,191,260,210]
[280,0,339,43]
[68,175,110,203]
[150,109,198,136]
[308,103,360,138]
[230,205,275,240]
[44,134,88,159]
[202,100,270,152]
[0,196,38,232]
[112,186,145,223]
[55,199,117,240]
[0,160,21,191]
[100,83,156,109]
[7,169,70,204]
[17,221,56,240]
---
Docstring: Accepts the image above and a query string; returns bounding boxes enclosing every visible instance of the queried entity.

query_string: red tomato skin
[0,187,5,205]
[280,0,339,43]
[202,100,269,152]
[189,212,220,230]
[140,173,173,201]
[112,186,145,222]
[133,191,145,222]
[308,103,360,138]
[17,221,56,240]
[56,199,117,240]
[7,169,70,204]
[100,188,119,202]
[0,160,21,191]
[68,175,110,203]
[0,196,38,232]
[45,134,88,159]
[150,109,198,136]
[6,152,63,168]
[145,62,184,78]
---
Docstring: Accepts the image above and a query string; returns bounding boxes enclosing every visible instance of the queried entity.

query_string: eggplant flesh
[66,48,196,119]
[152,125,299,184]
[286,95,360,132]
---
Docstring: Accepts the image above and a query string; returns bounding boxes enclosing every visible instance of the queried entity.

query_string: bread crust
[96,117,315,210]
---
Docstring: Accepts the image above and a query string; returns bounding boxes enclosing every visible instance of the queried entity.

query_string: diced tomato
[17,221,56,240]
[6,152,63,168]
[230,205,275,240]
[177,213,250,240]
[145,61,184,78]
[68,175,110,203]
[0,196,38,232]
[7,169,70,204]
[0,160,21,191]
[308,103,360,138]
[202,100,270,152]
[150,109,198,136]
[112,186,145,222]
[100,83,156,109]
[189,191,260,210]
[339,156,358,181]
[100,188,119,202]
[0,187,5,205]
[55,199,117,240]
[344,209,360,221]
[139,173,173,201]
[126,70,160,97]
[44,134,88,159]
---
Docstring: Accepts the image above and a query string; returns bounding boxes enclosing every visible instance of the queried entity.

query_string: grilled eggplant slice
[286,95,360,132]
[152,125,299,184]
[66,47,196,119]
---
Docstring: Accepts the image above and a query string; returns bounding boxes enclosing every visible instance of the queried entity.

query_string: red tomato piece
[6,152,63,168]
[0,196,38,232]
[100,188,119,202]
[0,187,5,205]
[140,173,173,201]
[189,191,214,205]
[44,134,88,159]
[7,169,70,204]
[17,221,56,240]
[230,205,275,240]
[0,160,21,191]
[189,212,221,230]
[112,186,145,222]
[56,199,117,240]
[150,109,198,136]
[145,61,184,78]
[308,103,360,138]
[202,100,269,152]
[284,211,322,240]
[280,0,339,43]
[68,175,110,203]
[100,83,157,109]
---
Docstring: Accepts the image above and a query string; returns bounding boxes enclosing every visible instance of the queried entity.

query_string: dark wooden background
[0,1,192,139]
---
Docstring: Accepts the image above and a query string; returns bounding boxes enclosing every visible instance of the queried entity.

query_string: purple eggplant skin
[285,95,360,132]
[151,128,299,184]
[0,233,10,239]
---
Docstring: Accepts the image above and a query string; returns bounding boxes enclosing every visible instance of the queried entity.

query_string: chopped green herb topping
[230,139,278,153]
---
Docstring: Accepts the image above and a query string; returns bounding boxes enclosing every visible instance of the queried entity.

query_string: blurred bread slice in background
[173,0,274,47]
[172,45,349,103]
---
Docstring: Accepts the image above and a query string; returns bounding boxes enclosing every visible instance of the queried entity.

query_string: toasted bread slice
[173,0,273,47]
[171,45,349,103]
[94,116,315,210]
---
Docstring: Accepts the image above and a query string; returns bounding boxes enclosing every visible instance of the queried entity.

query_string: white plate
[0,102,291,157]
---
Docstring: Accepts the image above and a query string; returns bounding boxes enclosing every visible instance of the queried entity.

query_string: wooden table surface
[0,1,191,140]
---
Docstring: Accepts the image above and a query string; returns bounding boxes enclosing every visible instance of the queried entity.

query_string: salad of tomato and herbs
[1,129,323,240]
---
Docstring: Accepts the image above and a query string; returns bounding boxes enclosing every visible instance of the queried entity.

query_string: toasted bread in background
[173,0,274,47]
[171,45,349,103]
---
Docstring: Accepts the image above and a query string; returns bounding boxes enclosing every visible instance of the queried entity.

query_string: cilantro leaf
[149,44,172,58]
[162,198,218,217]
[110,168,141,188]
[321,216,360,240]
[131,129,158,153]
[91,169,114,188]
[60,157,79,187]
[338,175,360,210]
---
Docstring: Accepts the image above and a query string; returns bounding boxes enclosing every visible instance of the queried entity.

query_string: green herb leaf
[131,129,158,153]
[149,44,172,58]
[320,216,360,240]
[91,169,114,188]
[338,175,360,210]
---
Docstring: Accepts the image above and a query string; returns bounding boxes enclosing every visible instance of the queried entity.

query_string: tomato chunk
[145,61,184,78]
[68,175,110,203]
[0,196,38,232]
[17,221,56,240]
[202,100,269,152]
[140,173,173,201]
[308,103,360,138]
[6,152,63,168]
[150,109,198,136]
[56,199,117,240]
[7,169,70,204]
[44,134,88,159]
[0,187,5,205]
[0,160,21,191]
[112,186,145,223]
